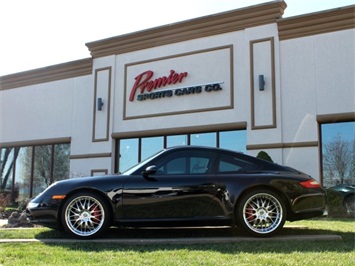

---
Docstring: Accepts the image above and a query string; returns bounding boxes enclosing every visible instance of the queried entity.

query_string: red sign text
[129,70,188,101]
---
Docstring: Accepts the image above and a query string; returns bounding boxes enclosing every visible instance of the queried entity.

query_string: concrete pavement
[0,219,7,227]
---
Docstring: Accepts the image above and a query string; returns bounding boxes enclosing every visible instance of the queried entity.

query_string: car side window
[161,157,187,174]
[190,157,210,174]
[218,154,258,173]
[155,151,215,175]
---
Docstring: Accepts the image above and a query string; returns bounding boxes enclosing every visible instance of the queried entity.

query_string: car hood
[327,184,355,192]
[33,174,129,200]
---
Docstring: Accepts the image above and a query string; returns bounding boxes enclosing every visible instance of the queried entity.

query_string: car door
[121,149,225,220]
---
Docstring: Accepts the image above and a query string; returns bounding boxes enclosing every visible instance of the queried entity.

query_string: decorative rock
[6,211,33,228]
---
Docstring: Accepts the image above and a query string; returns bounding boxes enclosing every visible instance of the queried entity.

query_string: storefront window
[321,121,355,187]
[15,147,33,201]
[0,143,70,204]
[0,148,19,195]
[167,135,188,147]
[116,129,246,173]
[53,144,70,182]
[33,145,52,195]
[190,132,216,147]
[119,139,139,173]
[220,130,247,153]
[141,136,164,161]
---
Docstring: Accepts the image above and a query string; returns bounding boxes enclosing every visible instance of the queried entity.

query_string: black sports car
[326,184,355,217]
[26,146,326,238]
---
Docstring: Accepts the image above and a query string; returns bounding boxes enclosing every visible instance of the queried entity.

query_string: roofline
[278,5,355,40]
[85,0,287,58]
[0,58,92,90]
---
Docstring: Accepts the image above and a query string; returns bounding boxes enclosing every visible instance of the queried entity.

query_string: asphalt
[0,219,342,243]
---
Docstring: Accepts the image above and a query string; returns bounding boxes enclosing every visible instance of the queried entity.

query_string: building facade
[1,1,354,202]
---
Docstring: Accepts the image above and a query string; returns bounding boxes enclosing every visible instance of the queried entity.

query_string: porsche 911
[26,146,326,238]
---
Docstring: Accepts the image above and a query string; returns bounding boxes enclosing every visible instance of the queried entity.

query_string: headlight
[27,202,39,208]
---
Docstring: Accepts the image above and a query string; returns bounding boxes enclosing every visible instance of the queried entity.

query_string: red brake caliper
[246,204,254,223]
[90,204,101,222]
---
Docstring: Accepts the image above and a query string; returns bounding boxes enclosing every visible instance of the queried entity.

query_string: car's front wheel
[61,192,111,238]
[236,189,286,237]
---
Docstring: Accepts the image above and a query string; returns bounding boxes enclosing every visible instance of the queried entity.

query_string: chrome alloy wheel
[64,195,105,237]
[242,193,283,234]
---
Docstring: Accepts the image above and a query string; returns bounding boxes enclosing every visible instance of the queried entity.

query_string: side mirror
[142,165,157,177]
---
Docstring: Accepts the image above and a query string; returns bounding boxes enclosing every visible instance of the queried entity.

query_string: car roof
[164,145,243,154]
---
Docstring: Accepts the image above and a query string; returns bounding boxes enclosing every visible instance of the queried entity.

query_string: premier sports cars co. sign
[123,46,233,119]
[129,69,223,102]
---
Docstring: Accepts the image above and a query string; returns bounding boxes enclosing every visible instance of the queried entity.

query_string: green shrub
[256,151,273,162]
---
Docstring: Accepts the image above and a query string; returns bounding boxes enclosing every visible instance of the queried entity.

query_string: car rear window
[218,155,258,173]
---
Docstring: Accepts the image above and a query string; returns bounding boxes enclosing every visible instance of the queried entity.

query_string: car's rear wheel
[236,189,286,237]
[61,192,111,238]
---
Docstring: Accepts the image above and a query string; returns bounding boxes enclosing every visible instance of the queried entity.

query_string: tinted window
[218,154,258,173]
[190,157,210,173]
[155,150,215,175]
[162,157,187,174]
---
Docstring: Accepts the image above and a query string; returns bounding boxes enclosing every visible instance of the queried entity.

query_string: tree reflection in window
[321,122,355,186]
[0,143,70,202]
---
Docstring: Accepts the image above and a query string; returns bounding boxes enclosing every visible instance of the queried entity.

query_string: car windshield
[122,149,166,175]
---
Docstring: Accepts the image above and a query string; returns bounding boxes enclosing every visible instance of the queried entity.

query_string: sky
[0,0,354,76]
[322,122,355,144]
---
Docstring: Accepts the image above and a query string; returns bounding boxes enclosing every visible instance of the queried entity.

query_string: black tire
[61,191,111,238]
[235,189,286,237]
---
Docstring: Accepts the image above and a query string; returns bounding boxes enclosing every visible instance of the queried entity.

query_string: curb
[0,235,342,244]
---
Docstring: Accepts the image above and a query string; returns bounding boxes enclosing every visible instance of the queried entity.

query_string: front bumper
[26,195,63,229]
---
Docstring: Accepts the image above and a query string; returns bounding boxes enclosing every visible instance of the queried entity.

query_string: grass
[0,218,354,266]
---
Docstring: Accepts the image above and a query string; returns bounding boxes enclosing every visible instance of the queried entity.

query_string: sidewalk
[0,219,7,227]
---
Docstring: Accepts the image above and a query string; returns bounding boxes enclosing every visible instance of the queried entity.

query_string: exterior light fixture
[258,75,265,91]
[97,97,104,111]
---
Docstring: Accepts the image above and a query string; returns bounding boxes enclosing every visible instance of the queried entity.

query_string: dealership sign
[123,46,233,119]
[129,69,222,102]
